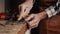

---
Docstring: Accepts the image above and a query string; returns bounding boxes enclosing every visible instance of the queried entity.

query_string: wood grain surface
[0,20,27,34]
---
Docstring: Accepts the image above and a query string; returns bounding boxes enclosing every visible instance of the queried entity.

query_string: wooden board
[0,20,27,34]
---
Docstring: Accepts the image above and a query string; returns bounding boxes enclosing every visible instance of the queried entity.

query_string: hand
[18,1,33,20]
[25,11,47,29]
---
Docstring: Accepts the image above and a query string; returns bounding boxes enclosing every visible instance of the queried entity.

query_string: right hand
[18,1,33,20]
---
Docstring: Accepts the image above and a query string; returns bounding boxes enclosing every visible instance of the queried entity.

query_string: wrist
[38,11,47,20]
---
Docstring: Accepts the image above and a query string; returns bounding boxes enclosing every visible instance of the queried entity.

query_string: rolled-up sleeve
[45,6,60,18]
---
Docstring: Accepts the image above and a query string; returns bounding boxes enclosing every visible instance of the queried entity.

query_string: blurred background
[0,0,5,13]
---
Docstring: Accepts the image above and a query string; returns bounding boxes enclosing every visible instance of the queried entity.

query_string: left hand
[25,11,47,29]
[18,1,33,20]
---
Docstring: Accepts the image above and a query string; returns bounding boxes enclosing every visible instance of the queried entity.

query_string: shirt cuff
[45,6,57,18]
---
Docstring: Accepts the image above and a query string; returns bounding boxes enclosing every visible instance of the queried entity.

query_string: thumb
[18,15,23,21]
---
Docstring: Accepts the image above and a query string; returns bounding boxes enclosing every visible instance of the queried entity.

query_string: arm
[25,0,60,29]
[25,6,60,28]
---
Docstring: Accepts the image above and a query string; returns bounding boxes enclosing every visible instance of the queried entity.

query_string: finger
[29,22,38,29]
[23,8,30,17]
[28,18,37,24]
[28,20,37,28]
[28,19,40,28]
[22,8,30,18]
[25,14,34,21]
[18,5,21,12]
[29,21,39,29]
[18,5,25,20]
[34,21,39,27]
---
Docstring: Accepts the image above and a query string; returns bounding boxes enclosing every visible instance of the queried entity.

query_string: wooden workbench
[0,20,27,34]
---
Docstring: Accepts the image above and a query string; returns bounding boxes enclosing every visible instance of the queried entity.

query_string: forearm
[37,11,47,20]
[37,7,60,20]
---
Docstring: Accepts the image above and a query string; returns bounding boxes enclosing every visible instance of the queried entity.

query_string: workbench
[0,20,27,34]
